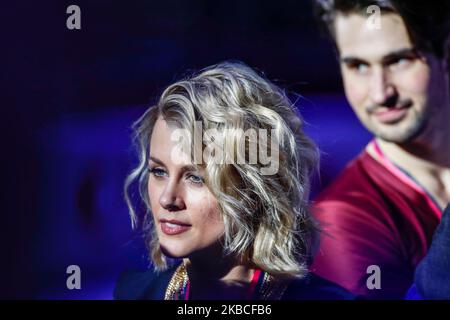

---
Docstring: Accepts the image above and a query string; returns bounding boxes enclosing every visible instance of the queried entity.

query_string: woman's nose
[159,180,186,211]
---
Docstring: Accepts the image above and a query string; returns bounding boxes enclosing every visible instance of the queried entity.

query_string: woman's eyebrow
[181,164,200,174]
[149,157,200,173]
[149,156,165,166]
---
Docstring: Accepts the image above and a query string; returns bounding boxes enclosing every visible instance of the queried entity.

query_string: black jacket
[414,204,450,299]
[114,265,356,300]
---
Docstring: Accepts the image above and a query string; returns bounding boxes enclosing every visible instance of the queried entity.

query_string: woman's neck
[184,254,255,300]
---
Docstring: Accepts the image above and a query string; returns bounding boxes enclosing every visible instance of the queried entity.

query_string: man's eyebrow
[340,48,418,65]
[340,56,367,64]
[381,48,418,63]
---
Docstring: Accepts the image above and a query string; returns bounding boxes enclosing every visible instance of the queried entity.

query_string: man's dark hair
[312,0,450,58]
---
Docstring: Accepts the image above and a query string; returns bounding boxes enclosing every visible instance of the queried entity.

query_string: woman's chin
[160,244,190,259]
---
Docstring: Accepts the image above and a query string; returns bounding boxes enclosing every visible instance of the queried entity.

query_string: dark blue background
[3,0,371,299]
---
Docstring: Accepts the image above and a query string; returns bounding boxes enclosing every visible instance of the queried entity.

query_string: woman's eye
[187,174,204,185]
[148,167,167,178]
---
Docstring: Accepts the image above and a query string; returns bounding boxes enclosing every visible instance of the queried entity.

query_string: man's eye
[391,57,412,69]
[187,174,204,185]
[350,63,369,74]
[148,167,167,178]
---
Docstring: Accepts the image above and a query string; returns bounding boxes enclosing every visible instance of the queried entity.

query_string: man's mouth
[370,101,412,124]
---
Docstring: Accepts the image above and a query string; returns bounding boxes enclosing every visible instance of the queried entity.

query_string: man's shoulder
[316,151,387,203]
[113,264,177,300]
[313,150,395,220]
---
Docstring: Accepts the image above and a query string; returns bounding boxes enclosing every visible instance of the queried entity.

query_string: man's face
[335,12,449,143]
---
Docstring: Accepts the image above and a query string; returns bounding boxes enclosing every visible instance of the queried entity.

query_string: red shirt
[311,141,442,299]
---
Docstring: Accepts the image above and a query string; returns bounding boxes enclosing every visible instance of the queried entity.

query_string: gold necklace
[164,262,289,300]
[164,262,189,300]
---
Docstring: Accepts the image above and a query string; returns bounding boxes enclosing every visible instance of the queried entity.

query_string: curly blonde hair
[125,61,319,278]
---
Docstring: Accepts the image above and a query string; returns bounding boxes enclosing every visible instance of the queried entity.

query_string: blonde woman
[114,61,353,300]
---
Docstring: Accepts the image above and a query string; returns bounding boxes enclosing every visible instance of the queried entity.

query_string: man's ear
[445,36,450,73]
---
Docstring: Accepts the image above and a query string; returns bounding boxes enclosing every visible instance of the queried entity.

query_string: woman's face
[147,117,225,258]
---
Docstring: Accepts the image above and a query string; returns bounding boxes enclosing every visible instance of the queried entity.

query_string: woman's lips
[373,106,409,124]
[160,219,191,235]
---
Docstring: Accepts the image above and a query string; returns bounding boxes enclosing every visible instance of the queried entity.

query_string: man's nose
[370,68,397,106]
[159,180,185,211]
